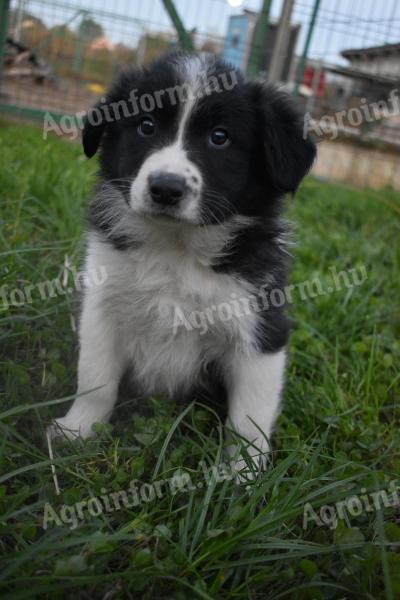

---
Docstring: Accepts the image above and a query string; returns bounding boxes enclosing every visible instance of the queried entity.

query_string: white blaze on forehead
[175,54,212,144]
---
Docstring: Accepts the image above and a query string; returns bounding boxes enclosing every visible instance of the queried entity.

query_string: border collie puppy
[50,52,315,470]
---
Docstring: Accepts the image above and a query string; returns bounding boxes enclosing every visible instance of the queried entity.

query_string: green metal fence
[1,0,400,189]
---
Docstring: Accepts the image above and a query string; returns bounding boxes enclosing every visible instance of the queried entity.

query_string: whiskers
[91,179,135,242]
[200,189,236,227]
[100,178,132,195]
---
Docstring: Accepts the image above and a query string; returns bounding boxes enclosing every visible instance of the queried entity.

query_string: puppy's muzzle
[148,171,186,207]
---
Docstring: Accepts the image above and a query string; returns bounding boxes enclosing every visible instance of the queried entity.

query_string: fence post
[247,0,272,78]
[73,11,89,73]
[0,0,10,96]
[293,0,321,97]
[268,0,294,83]
[161,0,194,51]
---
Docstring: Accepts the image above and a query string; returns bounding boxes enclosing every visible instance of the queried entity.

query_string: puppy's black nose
[148,172,186,206]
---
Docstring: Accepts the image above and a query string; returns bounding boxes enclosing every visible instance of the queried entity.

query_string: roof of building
[342,42,400,60]
[324,64,399,85]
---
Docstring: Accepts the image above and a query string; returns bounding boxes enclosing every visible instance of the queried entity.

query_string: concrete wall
[312,140,400,191]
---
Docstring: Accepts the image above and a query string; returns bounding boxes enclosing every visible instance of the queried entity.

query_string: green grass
[0,120,399,599]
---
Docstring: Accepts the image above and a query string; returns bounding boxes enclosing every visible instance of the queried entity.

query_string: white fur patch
[84,224,258,398]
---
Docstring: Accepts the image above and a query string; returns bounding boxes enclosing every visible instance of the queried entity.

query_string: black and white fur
[50,53,316,469]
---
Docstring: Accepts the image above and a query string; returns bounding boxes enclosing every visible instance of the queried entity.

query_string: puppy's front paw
[46,416,95,441]
[226,442,270,482]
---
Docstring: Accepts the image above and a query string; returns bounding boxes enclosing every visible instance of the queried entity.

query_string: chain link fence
[1,0,399,189]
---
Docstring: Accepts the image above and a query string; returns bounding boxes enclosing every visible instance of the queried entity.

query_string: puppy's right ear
[82,103,106,158]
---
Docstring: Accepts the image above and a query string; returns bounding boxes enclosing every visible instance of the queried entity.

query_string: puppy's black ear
[254,83,316,194]
[82,103,106,158]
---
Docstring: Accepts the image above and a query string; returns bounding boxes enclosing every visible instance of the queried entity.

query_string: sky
[12,0,400,67]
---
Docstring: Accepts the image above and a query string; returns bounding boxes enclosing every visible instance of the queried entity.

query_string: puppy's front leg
[50,293,125,440]
[224,349,286,475]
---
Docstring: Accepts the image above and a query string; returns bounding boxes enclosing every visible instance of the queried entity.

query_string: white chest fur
[85,224,257,397]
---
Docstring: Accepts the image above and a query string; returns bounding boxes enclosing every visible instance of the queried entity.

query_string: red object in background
[302,66,325,96]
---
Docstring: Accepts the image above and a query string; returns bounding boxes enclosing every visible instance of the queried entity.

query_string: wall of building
[313,140,400,191]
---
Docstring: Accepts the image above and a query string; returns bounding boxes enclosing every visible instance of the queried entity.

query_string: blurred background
[1,0,399,191]
[0,9,399,594]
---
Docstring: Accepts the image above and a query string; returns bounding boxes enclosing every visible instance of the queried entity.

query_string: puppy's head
[83,52,316,225]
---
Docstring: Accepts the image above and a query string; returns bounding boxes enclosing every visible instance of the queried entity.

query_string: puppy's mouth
[144,208,182,221]
[135,200,198,226]
[126,175,200,223]
[145,212,198,226]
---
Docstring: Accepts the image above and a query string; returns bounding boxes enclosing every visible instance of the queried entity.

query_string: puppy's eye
[138,117,156,137]
[209,128,230,148]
